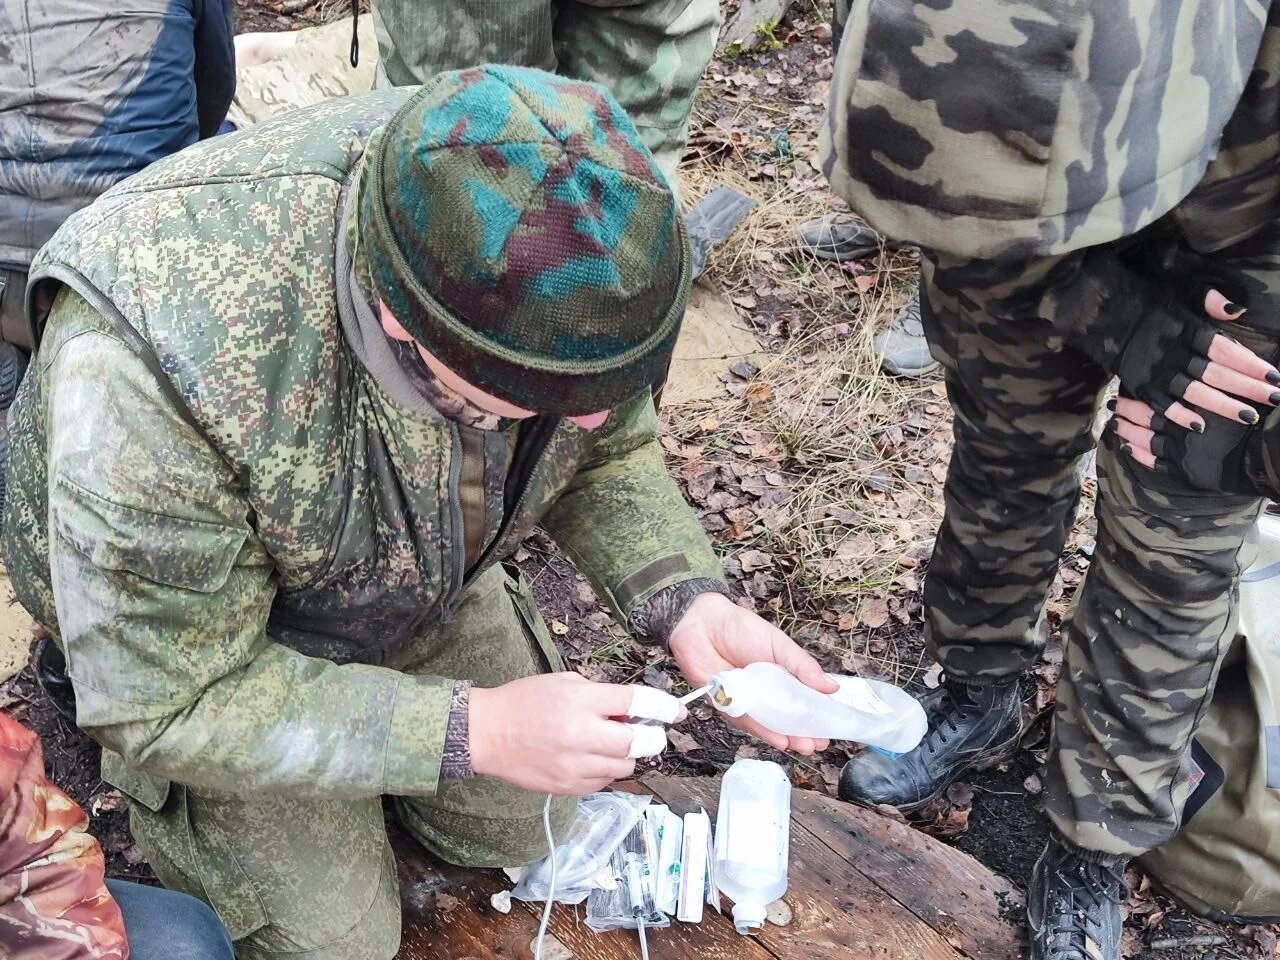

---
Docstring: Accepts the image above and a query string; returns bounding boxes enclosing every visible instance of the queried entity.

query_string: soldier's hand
[1160,288,1280,429]
[668,593,839,756]
[469,674,681,795]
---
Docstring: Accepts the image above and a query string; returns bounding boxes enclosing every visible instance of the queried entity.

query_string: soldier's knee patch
[129,786,400,960]
[395,789,576,868]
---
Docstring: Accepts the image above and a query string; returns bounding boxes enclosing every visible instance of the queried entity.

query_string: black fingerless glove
[1064,252,1222,413]
[1121,405,1276,498]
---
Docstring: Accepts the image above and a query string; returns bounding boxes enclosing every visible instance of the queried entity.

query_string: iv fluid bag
[710,662,927,754]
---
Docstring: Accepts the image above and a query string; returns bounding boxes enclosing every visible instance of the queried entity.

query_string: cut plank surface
[394,775,1022,960]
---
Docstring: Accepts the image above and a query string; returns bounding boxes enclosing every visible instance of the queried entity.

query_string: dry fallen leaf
[860,599,889,630]
[914,783,975,838]
[90,790,124,817]
[433,893,461,917]
[739,549,774,573]
[668,729,700,754]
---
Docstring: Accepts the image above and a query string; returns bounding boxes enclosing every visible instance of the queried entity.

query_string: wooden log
[393,775,1022,960]
[717,0,796,54]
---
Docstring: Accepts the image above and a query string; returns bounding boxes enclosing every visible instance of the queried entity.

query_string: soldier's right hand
[468,673,658,795]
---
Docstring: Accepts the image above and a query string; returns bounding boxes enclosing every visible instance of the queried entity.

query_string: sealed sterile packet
[644,805,683,916]
[585,816,670,932]
[512,792,651,905]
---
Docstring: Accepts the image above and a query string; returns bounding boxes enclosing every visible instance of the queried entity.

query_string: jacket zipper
[441,423,466,624]
[441,417,559,621]
[469,417,559,581]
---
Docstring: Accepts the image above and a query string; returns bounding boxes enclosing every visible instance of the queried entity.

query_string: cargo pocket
[117,776,269,943]
[501,561,565,674]
[52,478,247,592]
[50,477,252,704]
[830,0,1080,223]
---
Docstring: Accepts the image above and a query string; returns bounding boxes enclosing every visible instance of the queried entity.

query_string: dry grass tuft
[665,156,948,682]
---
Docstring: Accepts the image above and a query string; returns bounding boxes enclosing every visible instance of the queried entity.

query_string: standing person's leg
[840,252,1111,808]
[370,0,556,89]
[553,0,720,186]
[1045,227,1280,861]
[388,564,576,867]
[106,880,234,960]
[0,266,32,517]
[1022,226,1280,960]
[920,253,1111,678]
[0,267,29,348]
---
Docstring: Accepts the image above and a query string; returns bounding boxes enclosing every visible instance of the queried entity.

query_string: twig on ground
[1149,934,1229,951]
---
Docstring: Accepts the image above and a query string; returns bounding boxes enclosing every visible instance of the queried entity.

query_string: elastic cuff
[1052,830,1132,868]
[629,577,730,645]
[440,681,473,780]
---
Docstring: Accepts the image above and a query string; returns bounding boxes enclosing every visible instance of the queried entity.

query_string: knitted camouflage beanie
[362,65,691,416]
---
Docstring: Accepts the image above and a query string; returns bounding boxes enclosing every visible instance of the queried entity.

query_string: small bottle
[709,661,927,753]
[713,758,790,935]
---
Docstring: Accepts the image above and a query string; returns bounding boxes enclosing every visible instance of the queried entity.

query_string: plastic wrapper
[511,792,650,905]
[585,816,670,932]
[644,804,683,916]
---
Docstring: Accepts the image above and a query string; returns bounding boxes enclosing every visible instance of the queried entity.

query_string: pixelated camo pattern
[363,65,688,415]
[13,86,718,671]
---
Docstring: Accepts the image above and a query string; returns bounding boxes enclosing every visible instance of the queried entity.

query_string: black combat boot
[1027,837,1127,960]
[838,676,1022,812]
[35,637,77,723]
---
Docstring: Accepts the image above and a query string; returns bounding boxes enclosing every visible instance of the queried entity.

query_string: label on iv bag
[832,676,894,717]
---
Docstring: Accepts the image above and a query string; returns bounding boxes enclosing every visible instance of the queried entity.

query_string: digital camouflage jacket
[1,90,723,809]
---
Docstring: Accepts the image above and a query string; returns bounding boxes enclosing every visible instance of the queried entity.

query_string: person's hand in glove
[1065,253,1280,427]
[1109,288,1280,498]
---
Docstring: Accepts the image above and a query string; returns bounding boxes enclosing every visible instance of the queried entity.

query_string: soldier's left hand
[667,593,839,755]
[1109,394,1264,496]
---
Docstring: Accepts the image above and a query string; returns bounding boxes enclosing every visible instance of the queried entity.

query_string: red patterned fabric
[0,710,127,959]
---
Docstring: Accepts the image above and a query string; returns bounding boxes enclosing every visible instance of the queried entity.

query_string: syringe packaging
[585,815,669,932]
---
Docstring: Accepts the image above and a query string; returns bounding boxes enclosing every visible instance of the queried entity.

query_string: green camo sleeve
[43,293,450,799]
[541,391,726,630]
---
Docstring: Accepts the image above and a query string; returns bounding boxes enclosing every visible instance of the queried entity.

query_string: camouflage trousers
[370,0,720,184]
[920,226,1280,861]
[123,564,575,960]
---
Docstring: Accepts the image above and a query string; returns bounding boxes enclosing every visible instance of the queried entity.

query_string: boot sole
[849,726,1025,817]
[803,244,880,263]
[880,358,941,379]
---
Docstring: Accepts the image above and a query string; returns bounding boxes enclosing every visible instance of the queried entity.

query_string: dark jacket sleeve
[193,0,236,138]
